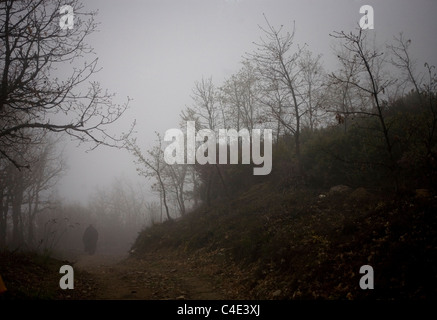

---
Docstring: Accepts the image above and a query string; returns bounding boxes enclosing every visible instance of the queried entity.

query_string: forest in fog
[0,0,436,264]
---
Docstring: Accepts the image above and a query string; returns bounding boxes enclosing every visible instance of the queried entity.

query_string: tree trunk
[192,169,199,208]
[27,194,39,246]
[11,187,24,248]
[178,184,185,216]
[215,164,230,200]
[206,168,213,207]
[294,112,302,175]
[0,188,7,248]
[158,177,171,221]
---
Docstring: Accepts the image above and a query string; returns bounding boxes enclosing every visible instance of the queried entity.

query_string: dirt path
[75,252,228,300]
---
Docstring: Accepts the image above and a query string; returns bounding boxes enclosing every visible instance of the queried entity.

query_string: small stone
[350,187,370,202]
[329,185,351,195]
[272,290,281,297]
[415,189,431,199]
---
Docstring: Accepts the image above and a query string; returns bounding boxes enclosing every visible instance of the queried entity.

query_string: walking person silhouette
[82,224,98,255]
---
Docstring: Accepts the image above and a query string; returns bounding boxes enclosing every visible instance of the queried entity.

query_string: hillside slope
[0,251,98,300]
[131,183,437,300]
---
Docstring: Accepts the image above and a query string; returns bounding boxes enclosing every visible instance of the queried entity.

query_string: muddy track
[75,252,228,300]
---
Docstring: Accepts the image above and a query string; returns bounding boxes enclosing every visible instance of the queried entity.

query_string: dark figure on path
[83,224,98,255]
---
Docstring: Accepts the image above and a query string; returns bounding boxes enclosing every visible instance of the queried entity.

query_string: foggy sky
[57,0,437,204]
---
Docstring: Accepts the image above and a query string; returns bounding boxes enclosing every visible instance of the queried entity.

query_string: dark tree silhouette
[0,0,134,169]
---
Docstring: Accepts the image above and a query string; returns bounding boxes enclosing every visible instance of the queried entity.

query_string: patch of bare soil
[0,250,97,300]
[75,251,229,300]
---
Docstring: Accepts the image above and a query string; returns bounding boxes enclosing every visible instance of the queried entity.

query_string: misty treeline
[45,178,163,256]
[0,0,138,254]
[128,18,436,220]
[1,0,436,256]
[1,143,160,255]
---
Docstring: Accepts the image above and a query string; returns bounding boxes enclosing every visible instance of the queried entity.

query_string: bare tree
[298,49,327,131]
[388,35,437,175]
[9,161,25,247]
[165,164,188,216]
[0,167,7,247]
[388,33,422,98]
[325,46,368,131]
[0,132,65,249]
[127,134,172,221]
[0,0,134,169]
[219,74,243,131]
[330,28,398,190]
[219,61,262,132]
[182,77,220,131]
[247,16,305,172]
[423,63,437,163]
[24,136,66,246]
[181,77,230,205]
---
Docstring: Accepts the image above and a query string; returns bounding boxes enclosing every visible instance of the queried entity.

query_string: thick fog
[2,0,437,260]
[55,0,437,258]
[58,0,437,205]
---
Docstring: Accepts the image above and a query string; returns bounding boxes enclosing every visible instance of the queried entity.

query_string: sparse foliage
[0,0,134,169]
